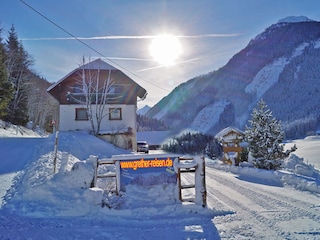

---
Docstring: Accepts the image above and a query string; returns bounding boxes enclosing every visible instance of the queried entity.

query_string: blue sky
[1,0,320,107]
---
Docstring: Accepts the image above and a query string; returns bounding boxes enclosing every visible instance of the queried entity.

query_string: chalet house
[47,59,147,151]
[215,126,246,166]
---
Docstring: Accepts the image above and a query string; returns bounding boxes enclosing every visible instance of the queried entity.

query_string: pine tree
[4,25,30,125]
[0,27,13,119]
[245,99,285,170]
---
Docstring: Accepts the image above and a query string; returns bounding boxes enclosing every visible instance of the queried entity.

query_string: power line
[18,0,171,93]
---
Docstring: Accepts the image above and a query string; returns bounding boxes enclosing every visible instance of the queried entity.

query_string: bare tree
[67,57,120,135]
[26,77,58,132]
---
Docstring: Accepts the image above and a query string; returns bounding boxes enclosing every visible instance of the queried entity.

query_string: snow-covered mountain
[147,16,320,138]
[277,16,314,23]
[137,105,151,115]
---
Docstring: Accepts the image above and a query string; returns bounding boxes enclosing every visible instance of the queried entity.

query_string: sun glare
[149,34,182,66]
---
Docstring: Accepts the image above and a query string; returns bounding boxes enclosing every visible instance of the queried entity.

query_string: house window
[109,108,122,120]
[75,108,88,120]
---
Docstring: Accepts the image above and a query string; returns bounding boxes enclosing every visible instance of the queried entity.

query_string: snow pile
[3,152,99,217]
[208,153,320,193]
[285,136,320,169]
[281,154,320,192]
[282,154,316,176]
[2,149,213,219]
[0,120,42,137]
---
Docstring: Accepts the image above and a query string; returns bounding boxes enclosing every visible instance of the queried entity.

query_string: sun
[149,34,182,66]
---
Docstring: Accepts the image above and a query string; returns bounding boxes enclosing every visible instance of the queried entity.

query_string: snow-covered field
[0,123,319,239]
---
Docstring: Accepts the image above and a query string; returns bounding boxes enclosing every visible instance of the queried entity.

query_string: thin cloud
[20,36,153,41]
[20,33,241,41]
[108,57,152,61]
[137,57,201,72]
[177,33,241,38]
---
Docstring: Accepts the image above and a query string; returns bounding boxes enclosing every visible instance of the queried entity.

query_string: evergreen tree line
[0,25,57,130]
[283,115,319,139]
[162,132,223,159]
[264,43,320,138]
[137,114,170,131]
[161,100,297,170]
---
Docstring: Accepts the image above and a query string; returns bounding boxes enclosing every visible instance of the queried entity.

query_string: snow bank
[3,150,215,220]
[3,151,100,217]
[285,136,320,169]
[280,154,320,193]
[0,120,42,138]
[282,154,317,177]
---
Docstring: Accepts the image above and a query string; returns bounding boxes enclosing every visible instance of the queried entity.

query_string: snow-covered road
[204,167,320,239]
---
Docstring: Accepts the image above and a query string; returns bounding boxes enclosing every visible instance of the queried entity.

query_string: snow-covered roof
[80,58,117,71]
[215,126,244,140]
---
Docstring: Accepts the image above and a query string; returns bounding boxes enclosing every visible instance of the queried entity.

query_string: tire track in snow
[205,167,320,239]
[182,171,287,239]
[206,168,320,223]
[205,181,287,239]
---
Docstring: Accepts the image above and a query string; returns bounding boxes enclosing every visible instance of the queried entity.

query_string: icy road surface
[203,168,320,239]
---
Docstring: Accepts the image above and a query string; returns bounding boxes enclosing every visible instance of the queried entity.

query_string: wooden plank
[180,168,196,173]
[181,198,195,202]
[178,168,182,201]
[181,184,195,189]
[98,159,116,165]
[179,157,194,161]
[97,173,116,178]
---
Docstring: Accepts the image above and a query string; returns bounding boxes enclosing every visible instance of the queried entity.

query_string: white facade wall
[58,104,137,133]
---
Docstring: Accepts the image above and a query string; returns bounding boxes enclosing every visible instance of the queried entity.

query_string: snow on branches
[245,99,296,170]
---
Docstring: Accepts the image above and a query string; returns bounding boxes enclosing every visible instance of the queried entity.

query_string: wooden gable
[215,126,244,143]
[47,59,147,105]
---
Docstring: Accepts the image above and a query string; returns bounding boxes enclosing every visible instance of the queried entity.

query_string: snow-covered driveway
[205,167,320,239]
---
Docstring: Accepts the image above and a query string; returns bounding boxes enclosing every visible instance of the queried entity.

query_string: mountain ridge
[146,16,320,138]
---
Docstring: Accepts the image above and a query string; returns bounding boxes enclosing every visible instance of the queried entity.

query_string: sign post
[53,131,59,174]
[95,154,207,207]
[112,154,179,192]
